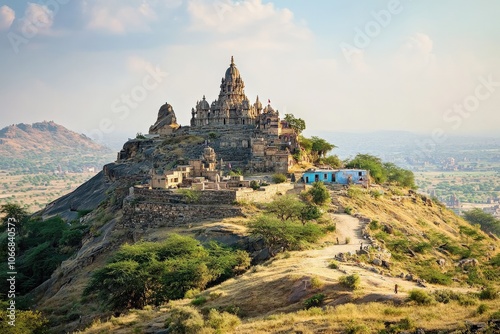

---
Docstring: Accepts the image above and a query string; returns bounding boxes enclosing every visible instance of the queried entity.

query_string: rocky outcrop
[149,102,179,134]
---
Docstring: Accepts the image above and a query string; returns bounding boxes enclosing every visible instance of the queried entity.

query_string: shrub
[248,215,324,252]
[185,288,201,299]
[310,276,324,289]
[344,320,370,334]
[303,293,325,309]
[433,289,460,304]
[369,220,379,230]
[249,180,260,190]
[413,242,432,254]
[458,294,478,306]
[477,303,488,315]
[191,296,207,306]
[205,309,241,332]
[165,306,204,334]
[339,274,360,290]
[408,289,434,305]
[344,206,353,215]
[479,286,498,300]
[272,173,287,184]
[328,260,339,269]
[345,237,351,244]
[307,181,331,205]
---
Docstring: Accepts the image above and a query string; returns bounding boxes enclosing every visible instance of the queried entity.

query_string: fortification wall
[119,201,243,229]
[133,187,236,205]
[234,183,302,202]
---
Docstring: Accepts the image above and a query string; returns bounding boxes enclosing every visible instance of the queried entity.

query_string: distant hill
[0,121,109,157]
[0,121,114,172]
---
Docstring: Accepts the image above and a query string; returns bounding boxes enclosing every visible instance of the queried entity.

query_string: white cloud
[17,3,55,35]
[85,0,162,34]
[0,5,15,31]
[187,0,311,50]
[395,33,437,73]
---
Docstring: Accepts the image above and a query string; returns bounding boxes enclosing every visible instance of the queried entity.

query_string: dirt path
[293,213,477,298]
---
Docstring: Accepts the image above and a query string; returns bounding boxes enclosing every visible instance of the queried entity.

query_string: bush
[408,289,434,305]
[84,235,250,310]
[344,206,353,215]
[248,215,324,252]
[339,274,360,290]
[307,181,331,205]
[433,289,460,304]
[303,293,325,309]
[191,296,207,306]
[205,309,241,332]
[272,173,287,184]
[369,220,379,230]
[477,303,488,315]
[479,286,498,300]
[249,180,260,190]
[310,276,324,289]
[328,260,339,269]
[165,306,205,334]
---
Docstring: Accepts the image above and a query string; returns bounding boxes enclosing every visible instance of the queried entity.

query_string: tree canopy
[344,154,416,188]
[284,114,306,134]
[463,208,500,237]
[83,234,250,310]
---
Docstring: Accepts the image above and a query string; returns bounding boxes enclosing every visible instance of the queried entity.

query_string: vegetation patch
[83,234,250,311]
[303,293,325,309]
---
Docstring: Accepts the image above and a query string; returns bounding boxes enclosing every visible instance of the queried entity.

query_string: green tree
[321,155,343,168]
[307,181,331,206]
[345,154,387,184]
[284,114,306,134]
[0,203,29,235]
[248,215,323,253]
[384,162,416,188]
[298,136,313,152]
[299,204,322,225]
[83,235,250,311]
[266,195,305,221]
[463,208,500,237]
[310,136,335,158]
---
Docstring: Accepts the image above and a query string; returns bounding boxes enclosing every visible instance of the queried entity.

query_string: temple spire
[231,56,234,65]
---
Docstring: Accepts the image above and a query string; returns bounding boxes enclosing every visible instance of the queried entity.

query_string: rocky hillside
[12,130,497,333]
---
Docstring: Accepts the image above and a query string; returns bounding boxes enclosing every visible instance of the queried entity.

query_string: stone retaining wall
[120,201,243,229]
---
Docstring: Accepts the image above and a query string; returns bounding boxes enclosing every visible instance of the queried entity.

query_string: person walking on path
[394,284,398,294]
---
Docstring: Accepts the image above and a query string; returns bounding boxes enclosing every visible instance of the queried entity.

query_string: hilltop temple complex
[142,56,300,173]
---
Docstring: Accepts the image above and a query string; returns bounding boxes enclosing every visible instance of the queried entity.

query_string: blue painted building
[301,169,370,186]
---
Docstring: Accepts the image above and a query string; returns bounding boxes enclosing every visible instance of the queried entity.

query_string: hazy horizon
[1,1,500,142]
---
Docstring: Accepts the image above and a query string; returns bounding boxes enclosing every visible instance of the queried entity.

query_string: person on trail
[336,237,339,244]
[394,284,398,294]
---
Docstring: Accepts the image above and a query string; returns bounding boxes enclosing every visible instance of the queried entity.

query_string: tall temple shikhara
[144,56,300,173]
[190,56,262,127]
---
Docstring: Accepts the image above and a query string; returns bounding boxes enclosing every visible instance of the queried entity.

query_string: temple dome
[224,56,240,82]
[199,95,210,110]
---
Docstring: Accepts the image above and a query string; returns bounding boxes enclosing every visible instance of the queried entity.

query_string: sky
[0,0,499,145]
